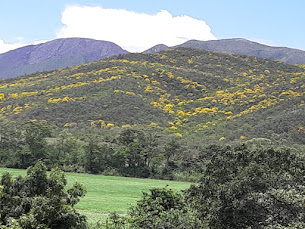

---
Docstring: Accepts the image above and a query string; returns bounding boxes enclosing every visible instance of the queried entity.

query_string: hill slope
[0,38,128,79]
[1,48,305,144]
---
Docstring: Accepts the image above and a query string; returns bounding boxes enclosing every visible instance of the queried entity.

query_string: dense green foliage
[0,161,86,229]
[1,138,305,228]
[102,144,305,229]
[0,121,200,180]
[128,188,202,229]
[185,144,305,228]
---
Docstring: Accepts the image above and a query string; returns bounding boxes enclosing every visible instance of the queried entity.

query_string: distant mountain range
[1,37,305,79]
[0,38,128,79]
[144,38,305,65]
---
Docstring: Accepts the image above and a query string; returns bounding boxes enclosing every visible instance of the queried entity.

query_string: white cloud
[0,39,49,54]
[249,38,278,47]
[57,6,216,52]
[0,40,27,54]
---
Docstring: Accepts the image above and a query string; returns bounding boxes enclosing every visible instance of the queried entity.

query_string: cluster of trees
[0,121,197,181]
[2,120,305,183]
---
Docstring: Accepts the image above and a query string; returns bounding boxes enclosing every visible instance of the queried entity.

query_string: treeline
[0,120,204,181]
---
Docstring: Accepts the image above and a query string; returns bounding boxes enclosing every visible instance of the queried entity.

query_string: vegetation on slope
[1,48,305,145]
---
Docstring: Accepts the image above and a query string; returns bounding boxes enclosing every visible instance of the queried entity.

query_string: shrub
[0,161,87,229]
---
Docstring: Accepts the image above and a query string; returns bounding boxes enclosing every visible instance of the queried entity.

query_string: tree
[0,120,23,167]
[0,161,87,228]
[117,129,151,177]
[185,144,305,229]
[53,130,79,167]
[164,138,181,167]
[83,134,118,174]
[22,122,52,168]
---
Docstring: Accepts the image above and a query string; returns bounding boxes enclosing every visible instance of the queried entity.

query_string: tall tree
[22,122,52,167]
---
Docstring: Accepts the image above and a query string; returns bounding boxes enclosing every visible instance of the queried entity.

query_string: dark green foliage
[93,143,305,229]
[0,119,189,180]
[0,161,87,229]
[83,134,115,174]
[164,139,181,166]
[0,120,53,169]
[128,188,203,229]
[185,145,305,229]
[0,120,23,167]
[22,122,52,167]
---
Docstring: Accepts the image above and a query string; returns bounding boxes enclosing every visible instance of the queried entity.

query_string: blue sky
[0,0,304,53]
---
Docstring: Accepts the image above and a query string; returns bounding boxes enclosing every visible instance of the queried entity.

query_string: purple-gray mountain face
[177,39,305,65]
[0,38,128,79]
[144,38,305,65]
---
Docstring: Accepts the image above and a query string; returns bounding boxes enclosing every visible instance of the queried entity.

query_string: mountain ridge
[0,38,128,79]
[146,38,305,65]
[2,37,305,79]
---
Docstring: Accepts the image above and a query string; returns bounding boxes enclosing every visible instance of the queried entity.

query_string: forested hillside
[1,47,305,145]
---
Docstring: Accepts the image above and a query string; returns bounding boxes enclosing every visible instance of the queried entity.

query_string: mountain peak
[143,44,169,54]
[0,38,128,79]
[175,38,305,64]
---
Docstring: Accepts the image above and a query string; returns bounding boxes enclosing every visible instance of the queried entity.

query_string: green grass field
[0,168,192,224]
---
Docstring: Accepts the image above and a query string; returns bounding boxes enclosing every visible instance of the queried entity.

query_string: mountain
[0,38,128,79]
[1,48,305,145]
[147,38,305,65]
[143,44,169,54]
[178,38,305,64]
[2,37,304,80]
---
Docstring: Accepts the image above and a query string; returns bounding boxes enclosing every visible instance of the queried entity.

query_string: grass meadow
[0,168,192,224]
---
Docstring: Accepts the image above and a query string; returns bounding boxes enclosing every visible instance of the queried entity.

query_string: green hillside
[1,48,305,144]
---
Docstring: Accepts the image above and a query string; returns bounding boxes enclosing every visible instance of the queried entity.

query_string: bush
[129,188,203,229]
[0,161,87,229]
